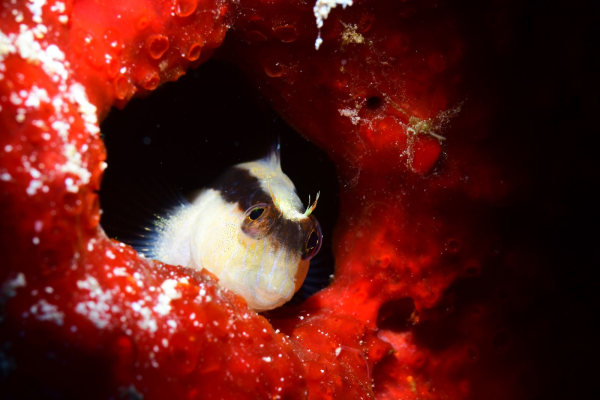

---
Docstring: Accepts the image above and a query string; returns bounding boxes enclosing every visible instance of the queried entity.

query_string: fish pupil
[306,230,319,251]
[249,208,265,220]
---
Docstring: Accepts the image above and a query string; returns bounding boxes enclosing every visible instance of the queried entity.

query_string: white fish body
[154,149,322,311]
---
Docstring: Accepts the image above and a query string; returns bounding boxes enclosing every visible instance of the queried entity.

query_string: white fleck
[339,108,361,125]
[153,293,171,315]
[64,177,77,193]
[31,24,47,39]
[30,168,41,179]
[166,319,177,329]
[1,172,12,181]
[26,0,46,24]
[26,179,43,195]
[106,250,116,259]
[161,279,180,299]
[313,0,354,49]
[262,357,272,362]
[51,96,64,113]
[189,312,195,320]
[137,306,157,333]
[45,44,63,61]
[335,347,342,356]
[30,299,64,326]
[4,145,13,152]
[162,338,169,348]
[51,119,69,140]
[75,275,114,329]
[153,279,181,316]
[24,85,50,109]
[113,267,127,276]
[159,59,168,72]
[12,29,69,82]
[10,92,22,105]
[45,286,53,293]
[131,301,142,312]
[67,83,99,136]
[1,272,27,298]
[60,142,92,189]
[50,1,66,13]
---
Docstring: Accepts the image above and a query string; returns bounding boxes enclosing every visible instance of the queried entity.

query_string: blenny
[151,145,322,311]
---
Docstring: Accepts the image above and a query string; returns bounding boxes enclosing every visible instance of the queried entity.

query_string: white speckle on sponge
[313,0,353,49]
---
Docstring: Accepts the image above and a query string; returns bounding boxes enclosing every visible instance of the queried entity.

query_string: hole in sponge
[365,96,383,110]
[377,297,416,331]
[99,59,339,301]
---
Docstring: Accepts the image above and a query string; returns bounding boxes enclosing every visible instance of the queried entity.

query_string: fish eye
[307,231,319,250]
[241,203,280,239]
[302,222,322,260]
[249,207,265,220]
[245,204,268,221]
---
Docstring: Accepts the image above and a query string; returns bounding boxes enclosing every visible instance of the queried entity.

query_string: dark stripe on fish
[268,215,317,255]
[209,165,316,258]
[207,167,272,211]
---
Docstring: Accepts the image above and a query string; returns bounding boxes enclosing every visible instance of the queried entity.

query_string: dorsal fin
[268,136,281,171]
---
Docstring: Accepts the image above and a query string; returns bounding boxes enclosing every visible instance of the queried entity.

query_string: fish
[150,143,323,311]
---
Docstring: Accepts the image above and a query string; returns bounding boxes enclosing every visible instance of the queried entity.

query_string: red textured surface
[1,0,596,399]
